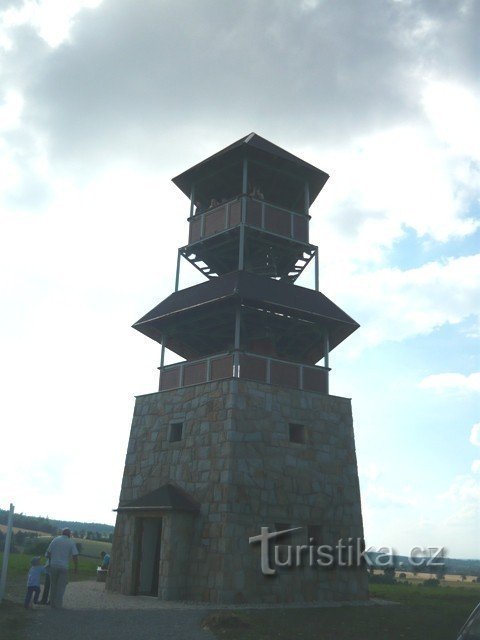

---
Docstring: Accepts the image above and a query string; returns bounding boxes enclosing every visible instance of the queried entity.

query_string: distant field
[370,569,479,584]
[0,551,99,582]
[0,525,44,535]
[23,534,112,559]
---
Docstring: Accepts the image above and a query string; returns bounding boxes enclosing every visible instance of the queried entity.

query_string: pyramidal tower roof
[172,132,329,206]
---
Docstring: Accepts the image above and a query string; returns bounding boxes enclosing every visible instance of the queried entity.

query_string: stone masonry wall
[108,379,368,602]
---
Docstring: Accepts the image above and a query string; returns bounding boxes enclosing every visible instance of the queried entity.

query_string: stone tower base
[108,379,368,603]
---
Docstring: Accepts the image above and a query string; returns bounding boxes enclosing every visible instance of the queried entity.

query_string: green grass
[30,535,112,559]
[0,551,99,583]
[203,583,480,640]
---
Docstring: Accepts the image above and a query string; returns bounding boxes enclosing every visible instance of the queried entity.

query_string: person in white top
[45,528,78,608]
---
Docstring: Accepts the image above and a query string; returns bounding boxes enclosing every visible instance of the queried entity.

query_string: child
[24,557,45,609]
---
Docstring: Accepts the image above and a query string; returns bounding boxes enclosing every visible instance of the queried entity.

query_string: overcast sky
[1,0,479,559]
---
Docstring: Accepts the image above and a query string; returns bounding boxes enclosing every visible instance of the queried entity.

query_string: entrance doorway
[135,518,162,596]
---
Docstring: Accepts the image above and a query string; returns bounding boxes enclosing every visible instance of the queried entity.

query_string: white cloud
[470,423,480,447]
[471,460,480,474]
[419,372,480,394]
[322,255,480,352]
[437,475,480,531]
[360,463,382,481]
[422,80,480,160]
[438,474,480,504]
[0,0,478,547]
[363,482,417,508]
[0,0,103,49]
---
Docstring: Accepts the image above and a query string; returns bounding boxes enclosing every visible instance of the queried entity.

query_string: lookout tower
[108,134,368,604]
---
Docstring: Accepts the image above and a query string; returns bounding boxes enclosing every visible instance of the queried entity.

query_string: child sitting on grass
[24,557,45,609]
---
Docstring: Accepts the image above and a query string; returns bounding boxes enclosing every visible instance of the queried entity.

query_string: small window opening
[169,422,183,442]
[289,423,305,444]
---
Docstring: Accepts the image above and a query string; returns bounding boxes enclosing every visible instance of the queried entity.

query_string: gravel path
[24,582,217,640]
[23,580,396,640]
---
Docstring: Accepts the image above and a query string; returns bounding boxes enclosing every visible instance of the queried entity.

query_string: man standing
[46,528,78,608]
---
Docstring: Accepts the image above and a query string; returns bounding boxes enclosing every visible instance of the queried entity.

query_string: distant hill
[365,551,480,577]
[0,508,114,538]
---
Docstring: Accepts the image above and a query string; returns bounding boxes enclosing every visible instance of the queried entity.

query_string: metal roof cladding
[171,132,330,206]
[133,270,359,357]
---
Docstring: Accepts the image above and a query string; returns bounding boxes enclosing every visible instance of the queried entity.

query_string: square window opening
[169,422,183,442]
[289,423,305,444]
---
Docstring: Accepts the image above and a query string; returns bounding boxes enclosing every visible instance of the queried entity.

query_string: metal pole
[160,335,166,369]
[234,305,241,350]
[238,225,245,270]
[242,158,248,194]
[324,330,330,369]
[175,250,181,292]
[234,304,241,377]
[314,247,319,291]
[239,158,248,271]
[304,181,310,215]
[324,330,330,394]
[0,503,15,603]
[189,184,195,218]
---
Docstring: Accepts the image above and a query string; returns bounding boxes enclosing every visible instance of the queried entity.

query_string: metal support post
[189,184,195,217]
[242,158,248,194]
[160,335,166,369]
[314,247,319,291]
[304,181,310,215]
[238,224,245,270]
[175,250,181,291]
[324,330,330,369]
[324,330,330,394]
[234,305,241,350]
[234,304,241,377]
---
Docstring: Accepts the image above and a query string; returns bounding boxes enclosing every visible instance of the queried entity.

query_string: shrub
[422,578,440,587]
[369,574,397,585]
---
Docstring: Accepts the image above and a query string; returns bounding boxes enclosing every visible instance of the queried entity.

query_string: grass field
[27,534,112,558]
[203,583,480,640]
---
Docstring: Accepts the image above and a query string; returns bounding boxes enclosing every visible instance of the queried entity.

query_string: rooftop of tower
[172,132,329,209]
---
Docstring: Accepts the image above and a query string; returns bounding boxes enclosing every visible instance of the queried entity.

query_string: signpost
[0,503,15,603]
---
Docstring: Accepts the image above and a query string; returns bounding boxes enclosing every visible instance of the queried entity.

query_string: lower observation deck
[159,351,329,394]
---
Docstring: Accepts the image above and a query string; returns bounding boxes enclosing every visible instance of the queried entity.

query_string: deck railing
[188,196,309,245]
[159,351,328,394]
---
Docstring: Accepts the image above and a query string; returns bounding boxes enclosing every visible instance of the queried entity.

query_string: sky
[0,0,479,559]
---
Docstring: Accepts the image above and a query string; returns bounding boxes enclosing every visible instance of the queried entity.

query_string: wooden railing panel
[160,366,181,391]
[270,361,299,388]
[203,206,226,237]
[210,354,234,380]
[183,361,207,386]
[239,354,267,382]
